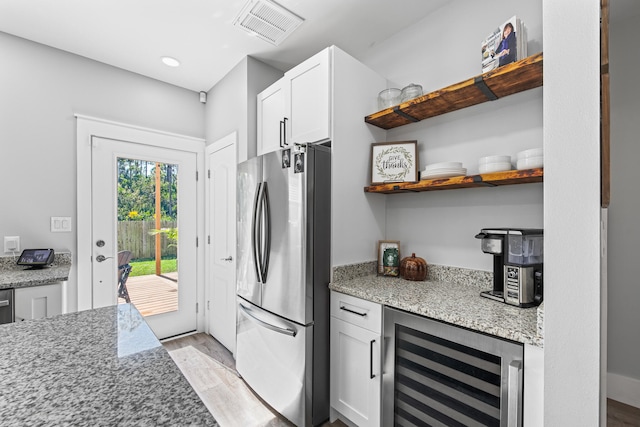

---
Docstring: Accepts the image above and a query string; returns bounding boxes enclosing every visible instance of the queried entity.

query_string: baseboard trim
[608,372,640,409]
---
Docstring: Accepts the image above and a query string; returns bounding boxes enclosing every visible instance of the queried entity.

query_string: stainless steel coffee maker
[475,228,544,307]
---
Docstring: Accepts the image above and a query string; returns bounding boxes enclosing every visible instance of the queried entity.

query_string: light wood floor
[119,272,178,316]
[164,334,640,426]
[163,333,347,427]
[608,399,640,426]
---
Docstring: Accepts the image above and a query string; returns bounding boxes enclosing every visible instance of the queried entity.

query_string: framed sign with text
[370,140,418,184]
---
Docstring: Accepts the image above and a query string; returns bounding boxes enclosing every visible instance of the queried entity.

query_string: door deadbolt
[96,240,105,247]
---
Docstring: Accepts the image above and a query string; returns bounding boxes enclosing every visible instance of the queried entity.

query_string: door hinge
[207,300,210,310]
[196,171,199,181]
[208,169,211,179]
[207,235,210,244]
[196,302,199,313]
[196,237,199,247]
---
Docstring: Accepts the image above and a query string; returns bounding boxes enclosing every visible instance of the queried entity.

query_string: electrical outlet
[4,236,20,253]
[51,217,72,232]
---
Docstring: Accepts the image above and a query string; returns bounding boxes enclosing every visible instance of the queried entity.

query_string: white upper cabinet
[284,48,331,146]
[257,79,286,156]
[257,48,331,156]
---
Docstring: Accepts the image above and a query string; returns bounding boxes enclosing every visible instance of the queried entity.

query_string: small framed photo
[377,240,401,277]
[282,148,291,169]
[370,140,418,184]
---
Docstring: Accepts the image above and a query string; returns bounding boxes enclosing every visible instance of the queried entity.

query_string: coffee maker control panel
[504,265,538,307]
[504,266,522,305]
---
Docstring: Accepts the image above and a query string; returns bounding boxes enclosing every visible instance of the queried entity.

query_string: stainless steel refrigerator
[236,143,331,427]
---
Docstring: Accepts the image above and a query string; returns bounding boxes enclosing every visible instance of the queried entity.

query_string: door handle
[95,255,113,262]
[370,339,376,379]
[279,120,284,148]
[0,300,9,307]
[220,256,233,262]
[283,117,288,146]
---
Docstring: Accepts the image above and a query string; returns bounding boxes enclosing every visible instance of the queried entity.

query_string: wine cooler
[383,307,524,426]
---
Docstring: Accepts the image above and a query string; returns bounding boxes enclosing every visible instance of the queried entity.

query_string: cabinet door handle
[339,305,366,317]
[283,117,288,146]
[507,360,522,427]
[279,120,284,148]
[370,339,376,379]
[0,300,9,307]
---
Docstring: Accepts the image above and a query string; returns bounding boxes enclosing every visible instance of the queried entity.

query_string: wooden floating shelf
[365,52,543,130]
[364,168,543,194]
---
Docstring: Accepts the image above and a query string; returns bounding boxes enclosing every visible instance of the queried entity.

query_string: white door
[91,136,198,339]
[206,134,237,353]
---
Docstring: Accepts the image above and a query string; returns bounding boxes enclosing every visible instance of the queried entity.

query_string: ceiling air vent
[234,0,304,46]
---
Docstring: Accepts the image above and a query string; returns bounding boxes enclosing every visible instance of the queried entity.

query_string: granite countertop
[0,304,218,426]
[330,262,543,347]
[0,252,71,289]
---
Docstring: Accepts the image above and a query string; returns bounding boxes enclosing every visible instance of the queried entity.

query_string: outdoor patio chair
[118,250,133,303]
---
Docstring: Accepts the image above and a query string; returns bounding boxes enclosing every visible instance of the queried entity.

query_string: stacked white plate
[479,155,512,174]
[421,161,466,179]
[516,148,543,170]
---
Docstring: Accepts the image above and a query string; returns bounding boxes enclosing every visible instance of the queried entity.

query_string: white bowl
[517,156,544,170]
[479,162,512,174]
[517,148,543,160]
[424,161,463,171]
[479,155,511,165]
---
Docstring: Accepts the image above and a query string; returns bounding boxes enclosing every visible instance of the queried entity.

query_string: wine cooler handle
[507,360,523,427]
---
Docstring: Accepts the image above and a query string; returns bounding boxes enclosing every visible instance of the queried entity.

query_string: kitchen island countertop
[330,271,543,347]
[0,304,217,426]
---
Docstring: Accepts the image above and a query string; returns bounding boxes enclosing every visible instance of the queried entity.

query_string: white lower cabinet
[330,291,381,427]
[15,283,62,321]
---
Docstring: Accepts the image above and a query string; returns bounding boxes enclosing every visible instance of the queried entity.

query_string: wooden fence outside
[117,220,177,260]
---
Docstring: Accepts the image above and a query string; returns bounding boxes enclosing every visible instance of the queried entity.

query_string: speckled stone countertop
[0,252,71,289]
[330,262,543,347]
[0,304,218,426]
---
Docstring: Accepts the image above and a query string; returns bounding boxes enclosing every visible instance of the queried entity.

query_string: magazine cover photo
[481,16,519,73]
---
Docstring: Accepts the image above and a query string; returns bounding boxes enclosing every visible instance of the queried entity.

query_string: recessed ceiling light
[161,56,180,67]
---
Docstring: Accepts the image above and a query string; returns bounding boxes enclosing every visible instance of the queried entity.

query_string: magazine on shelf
[481,15,527,73]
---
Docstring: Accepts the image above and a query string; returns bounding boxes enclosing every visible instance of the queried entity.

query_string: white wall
[204,56,281,161]
[0,32,205,312]
[543,0,602,425]
[357,0,543,269]
[608,7,640,407]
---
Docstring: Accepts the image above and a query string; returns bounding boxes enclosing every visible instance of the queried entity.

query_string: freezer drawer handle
[239,303,297,337]
[507,360,523,427]
[339,305,367,317]
[0,300,9,307]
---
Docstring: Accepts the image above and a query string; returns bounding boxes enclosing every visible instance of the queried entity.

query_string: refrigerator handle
[261,182,271,283]
[251,182,264,283]
[239,302,297,337]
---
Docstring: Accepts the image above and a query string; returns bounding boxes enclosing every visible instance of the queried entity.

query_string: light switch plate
[51,217,72,232]
[4,236,20,253]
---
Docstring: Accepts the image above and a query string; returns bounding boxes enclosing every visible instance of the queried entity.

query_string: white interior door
[206,133,237,353]
[91,136,198,339]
